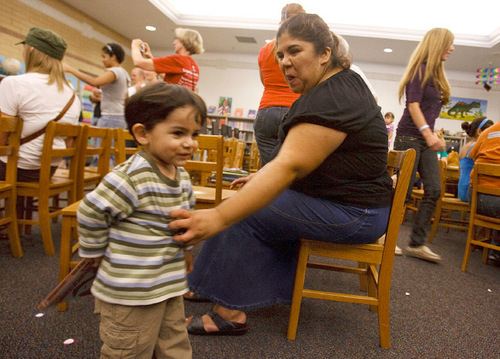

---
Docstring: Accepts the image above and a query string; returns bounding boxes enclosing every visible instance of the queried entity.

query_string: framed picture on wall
[440,96,487,121]
[217,96,232,116]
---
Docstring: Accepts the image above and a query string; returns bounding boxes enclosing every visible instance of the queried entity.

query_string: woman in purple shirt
[394,28,455,263]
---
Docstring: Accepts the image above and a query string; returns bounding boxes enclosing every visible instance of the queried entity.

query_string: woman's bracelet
[419,124,430,132]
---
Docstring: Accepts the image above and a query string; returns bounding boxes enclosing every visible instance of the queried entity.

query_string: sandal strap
[188,314,208,334]
[207,310,246,332]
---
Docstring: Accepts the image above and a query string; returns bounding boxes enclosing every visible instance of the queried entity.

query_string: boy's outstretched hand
[169,208,226,246]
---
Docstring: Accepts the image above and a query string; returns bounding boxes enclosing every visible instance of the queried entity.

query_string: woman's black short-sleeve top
[274,69,393,208]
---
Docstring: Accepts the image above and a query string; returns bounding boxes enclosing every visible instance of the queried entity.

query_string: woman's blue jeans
[253,106,290,165]
[188,189,390,311]
[394,135,441,247]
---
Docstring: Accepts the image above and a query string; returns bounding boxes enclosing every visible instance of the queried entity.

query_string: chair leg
[358,262,368,292]
[482,247,490,264]
[38,197,55,256]
[460,211,468,232]
[25,197,34,235]
[7,218,22,258]
[428,201,443,243]
[16,196,26,236]
[6,195,22,257]
[367,266,377,312]
[57,214,74,311]
[462,225,476,272]
[378,292,391,349]
[287,244,309,340]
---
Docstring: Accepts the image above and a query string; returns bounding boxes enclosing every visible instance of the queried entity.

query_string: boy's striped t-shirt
[77,150,195,305]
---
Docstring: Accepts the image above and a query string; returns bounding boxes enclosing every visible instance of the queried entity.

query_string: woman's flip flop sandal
[187,310,248,336]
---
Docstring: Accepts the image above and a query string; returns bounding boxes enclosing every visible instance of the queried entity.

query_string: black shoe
[488,253,500,267]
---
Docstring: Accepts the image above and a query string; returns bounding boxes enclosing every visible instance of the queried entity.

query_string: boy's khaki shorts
[95,296,192,359]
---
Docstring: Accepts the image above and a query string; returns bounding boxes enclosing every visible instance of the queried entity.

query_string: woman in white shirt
[0,27,81,182]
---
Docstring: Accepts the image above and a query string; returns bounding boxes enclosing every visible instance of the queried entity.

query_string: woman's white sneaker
[406,245,441,262]
[395,245,403,256]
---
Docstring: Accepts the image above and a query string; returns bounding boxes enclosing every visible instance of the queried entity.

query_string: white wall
[197,64,263,116]
[168,50,500,132]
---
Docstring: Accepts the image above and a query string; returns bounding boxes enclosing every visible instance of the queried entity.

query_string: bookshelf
[206,114,255,143]
[443,135,466,153]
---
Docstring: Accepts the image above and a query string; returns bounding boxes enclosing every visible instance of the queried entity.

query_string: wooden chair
[16,122,85,255]
[77,125,112,199]
[428,159,469,243]
[114,128,140,165]
[54,125,112,200]
[231,140,245,169]
[184,135,226,209]
[0,116,23,257]
[223,138,237,169]
[248,141,262,173]
[287,149,416,349]
[57,128,135,310]
[461,162,500,271]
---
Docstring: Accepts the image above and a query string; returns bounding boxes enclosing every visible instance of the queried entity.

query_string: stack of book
[207,168,248,184]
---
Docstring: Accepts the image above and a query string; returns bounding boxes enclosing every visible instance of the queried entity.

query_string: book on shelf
[208,105,216,114]
[247,109,256,118]
[217,96,232,116]
[38,257,99,310]
[234,108,243,117]
[211,119,220,135]
[221,124,232,137]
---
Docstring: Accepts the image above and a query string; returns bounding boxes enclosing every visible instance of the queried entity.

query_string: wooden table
[192,185,237,209]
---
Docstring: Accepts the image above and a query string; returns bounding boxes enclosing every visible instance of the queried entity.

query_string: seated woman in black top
[170,13,393,335]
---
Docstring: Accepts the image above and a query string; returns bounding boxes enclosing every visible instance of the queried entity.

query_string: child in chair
[77,83,206,359]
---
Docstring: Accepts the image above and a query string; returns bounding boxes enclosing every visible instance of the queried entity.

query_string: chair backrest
[81,125,112,173]
[0,116,23,184]
[471,162,500,197]
[470,162,500,220]
[248,141,262,173]
[184,135,224,204]
[231,141,246,169]
[382,149,416,265]
[115,128,140,165]
[223,138,237,168]
[40,121,86,203]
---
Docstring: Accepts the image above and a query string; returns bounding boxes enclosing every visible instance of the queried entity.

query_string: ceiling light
[145,25,157,31]
[384,48,393,53]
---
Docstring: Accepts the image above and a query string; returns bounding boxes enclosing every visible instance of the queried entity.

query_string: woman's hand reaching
[169,208,226,246]
[230,172,257,189]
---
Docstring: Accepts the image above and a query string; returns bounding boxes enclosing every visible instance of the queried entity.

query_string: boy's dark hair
[125,83,207,136]
[102,43,125,63]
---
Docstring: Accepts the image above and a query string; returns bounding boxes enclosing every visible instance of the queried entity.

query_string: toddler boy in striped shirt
[78,83,206,359]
